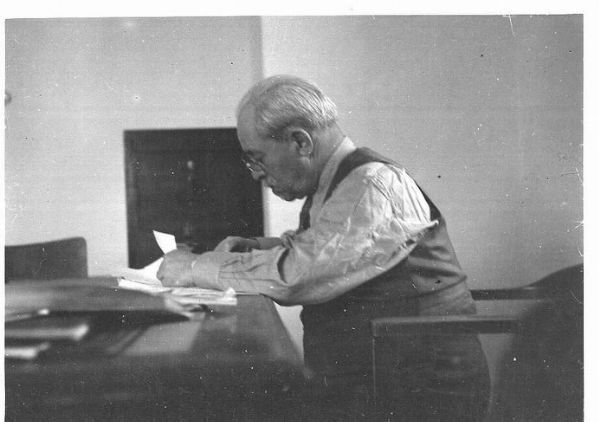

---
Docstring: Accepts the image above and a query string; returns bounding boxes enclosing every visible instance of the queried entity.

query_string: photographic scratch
[570,290,582,305]
[505,15,516,38]
[560,167,583,185]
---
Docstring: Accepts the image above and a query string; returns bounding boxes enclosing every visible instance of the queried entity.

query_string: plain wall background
[260,15,583,351]
[5,17,263,273]
[5,16,583,354]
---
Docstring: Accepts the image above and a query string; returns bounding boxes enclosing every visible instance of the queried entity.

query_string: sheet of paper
[115,258,163,286]
[118,277,171,294]
[171,287,237,305]
[114,230,238,307]
[118,278,237,306]
[153,230,177,254]
[5,341,52,360]
[113,229,174,285]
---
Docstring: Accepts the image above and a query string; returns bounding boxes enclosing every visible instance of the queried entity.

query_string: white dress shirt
[190,137,437,305]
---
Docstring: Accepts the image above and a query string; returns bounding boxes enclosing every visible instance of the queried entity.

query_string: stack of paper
[115,231,237,309]
[6,315,91,342]
[5,313,92,360]
[5,341,51,360]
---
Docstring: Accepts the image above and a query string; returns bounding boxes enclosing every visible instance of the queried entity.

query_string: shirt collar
[313,137,356,203]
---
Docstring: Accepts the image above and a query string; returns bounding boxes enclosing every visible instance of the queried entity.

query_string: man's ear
[283,126,313,157]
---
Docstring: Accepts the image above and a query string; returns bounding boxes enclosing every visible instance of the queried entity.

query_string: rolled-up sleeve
[189,164,436,305]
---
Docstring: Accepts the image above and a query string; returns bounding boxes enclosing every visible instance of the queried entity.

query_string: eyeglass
[240,152,266,175]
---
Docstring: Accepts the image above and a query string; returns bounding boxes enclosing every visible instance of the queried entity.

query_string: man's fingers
[215,236,243,252]
[214,240,232,252]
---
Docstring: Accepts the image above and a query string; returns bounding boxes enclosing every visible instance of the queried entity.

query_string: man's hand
[156,250,198,287]
[214,236,259,252]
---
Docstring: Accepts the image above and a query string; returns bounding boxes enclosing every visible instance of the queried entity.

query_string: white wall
[5,17,262,274]
[260,15,582,353]
[261,15,582,285]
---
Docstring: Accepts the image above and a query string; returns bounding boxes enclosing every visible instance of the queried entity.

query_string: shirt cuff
[253,236,284,250]
[190,252,225,290]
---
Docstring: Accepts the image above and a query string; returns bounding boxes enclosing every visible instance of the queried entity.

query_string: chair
[371,314,519,421]
[370,263,583,421]
[491,283,583,422]
[470,264,583,300]
[5,237,88,282]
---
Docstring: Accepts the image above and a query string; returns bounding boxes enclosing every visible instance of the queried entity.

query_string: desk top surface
[5,278,304,419]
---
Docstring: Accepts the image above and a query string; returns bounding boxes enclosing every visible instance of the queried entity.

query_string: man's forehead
[237,106,265,151]
[237,103,256,126]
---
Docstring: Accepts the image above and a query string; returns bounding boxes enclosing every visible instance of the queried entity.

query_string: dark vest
[300,148,476,380]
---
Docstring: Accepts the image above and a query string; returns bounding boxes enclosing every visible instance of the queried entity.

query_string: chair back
[370,263,584,421]
[5,237,88,282]
[471,264,583,300]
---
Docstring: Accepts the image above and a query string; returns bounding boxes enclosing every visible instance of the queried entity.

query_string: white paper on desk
[115,258,164,286]
[118,276,170,294]
[167,287,237,306]
[116,230,237,306]
[114,231,176,286]
[118,277,238,307]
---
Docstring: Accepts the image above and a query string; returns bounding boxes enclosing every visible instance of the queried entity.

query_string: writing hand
[156,250,197,287]
[214,236,259,252]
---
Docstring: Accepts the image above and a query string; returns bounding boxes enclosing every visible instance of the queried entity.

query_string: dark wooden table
[5,278,305,421]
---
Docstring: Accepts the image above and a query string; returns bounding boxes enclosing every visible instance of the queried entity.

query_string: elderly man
[158,75,489,420]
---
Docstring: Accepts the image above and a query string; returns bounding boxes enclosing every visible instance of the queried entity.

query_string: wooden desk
[5,279,304,421]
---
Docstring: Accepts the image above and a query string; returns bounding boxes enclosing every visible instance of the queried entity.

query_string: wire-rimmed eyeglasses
[240,152,266,175]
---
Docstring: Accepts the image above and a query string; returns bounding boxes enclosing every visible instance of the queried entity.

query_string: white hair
[237,75,338,139]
